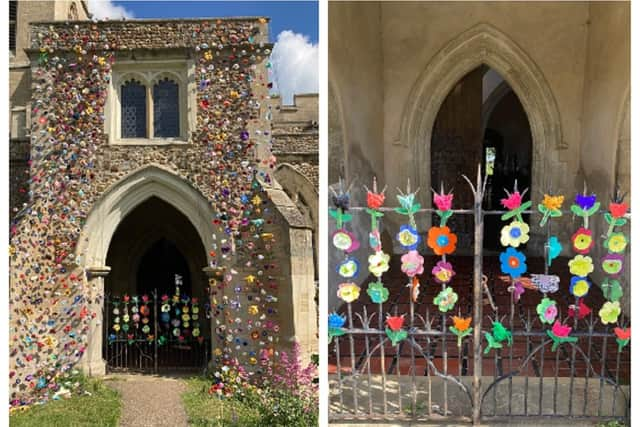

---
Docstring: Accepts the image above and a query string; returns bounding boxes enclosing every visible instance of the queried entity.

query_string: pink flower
[401,250,424,277]
[501,191,522,210]
[551,320,572,338]
[433,192,453,211]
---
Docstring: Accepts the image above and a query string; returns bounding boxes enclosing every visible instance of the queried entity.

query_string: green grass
[181,377,261,427]
[10,377,121,427]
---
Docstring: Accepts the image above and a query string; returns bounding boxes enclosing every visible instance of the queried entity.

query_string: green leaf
[570,204,584,217]
[394,207,409,216]
[604,212,613,225]
[385,328,408,346]
[500,210,518,221]
[615,218,628,226]
[410,203,422,214]
[342,213,353,223]
[538,204,548,214]
[549,210,562,217]
[586,201,601,216]
[520,200,532,211]
[328,209,339,219]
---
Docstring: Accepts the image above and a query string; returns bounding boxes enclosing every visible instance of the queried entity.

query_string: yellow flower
[568,255,594,277]
[248,305,259,316]
[337,283,360,303]
[605,233,628,254]
[542,194,564,211]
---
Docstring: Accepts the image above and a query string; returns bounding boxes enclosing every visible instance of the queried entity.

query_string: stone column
[80,266,110,376]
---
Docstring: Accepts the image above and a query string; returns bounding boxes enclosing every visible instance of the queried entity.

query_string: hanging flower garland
[330,180,361,304]
[599,193,629,309]
[568,189,598,301]
[364,178,390,304]
[428,185,458,312]
[394,181,424,304]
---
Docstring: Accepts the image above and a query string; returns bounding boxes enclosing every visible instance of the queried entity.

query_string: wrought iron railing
[328,169,630,424]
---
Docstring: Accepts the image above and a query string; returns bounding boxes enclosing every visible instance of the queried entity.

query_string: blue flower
[328,312,346,329]
[499,247,527,278]
[336,258,360,279]
[547,236,562,266]
[396,224,420,250]
[569,276,591,298]
[575,194,597,210]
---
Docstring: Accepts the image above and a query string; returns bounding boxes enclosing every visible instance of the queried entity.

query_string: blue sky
[112,1,318,44]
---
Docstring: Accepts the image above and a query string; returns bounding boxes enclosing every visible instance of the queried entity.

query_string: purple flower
[575,194,597,210]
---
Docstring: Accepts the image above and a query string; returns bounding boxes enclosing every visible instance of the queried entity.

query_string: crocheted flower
[328,312,347,343]
[501,191,523,210]
[547,320,577,351]
[602,278,623,302]
[434,192,453,211]
[609,202,628,218]
[568,299,591,320]
[536,297,558,324]
[433,287,458,312]
[569,276,591,298]
[367,191,385,209]
[386,315,405,331]
[432,260,456,284]
[568,255,594,277]
[368,251,390,277]
[599,301,621,325]
[531,274,560,294]
[614,327,631,352]
[449,316,473,347]
[385,315,408,346]
[427,226,457,255]
[575,194,597,210]
[400,250,424,278]
[500,221,530,247]
[367,281,389,304]
[571,228,594,254]
[547,236,562,266]
[499,247,527,278]
[604,233,628,254]
[538,194,564,226]
[332,230,360,253]
[337,283,360,303]
[601,253,624,276]
[337,258,359,279]
[397,224,420,250]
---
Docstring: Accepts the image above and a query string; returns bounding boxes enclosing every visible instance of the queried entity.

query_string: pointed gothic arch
[399,23,564,216]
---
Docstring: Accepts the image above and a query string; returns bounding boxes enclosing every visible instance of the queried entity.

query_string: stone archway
[76,165,219,374]
[399,23,564,228]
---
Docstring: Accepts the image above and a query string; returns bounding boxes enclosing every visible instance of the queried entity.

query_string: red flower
[609,202,628,218]
[614,327,631,340]
[551,320,572,338]
[367,191,385,209]
[433,192,453,211]
[568,299,591,320]
[386,315,405,331]
[501,191,522,210]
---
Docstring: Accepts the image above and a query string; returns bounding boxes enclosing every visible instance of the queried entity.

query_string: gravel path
[106,374,189,427]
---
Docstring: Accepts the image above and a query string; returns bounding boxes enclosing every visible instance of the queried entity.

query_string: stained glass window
[121,80,147,138]
[153,78,180,138]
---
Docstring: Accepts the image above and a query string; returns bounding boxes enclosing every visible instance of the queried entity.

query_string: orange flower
[614,326,631,340]
[542,194,564,211]
[366,191,385,209]
[452,316,472,332]
[427,226,457,255]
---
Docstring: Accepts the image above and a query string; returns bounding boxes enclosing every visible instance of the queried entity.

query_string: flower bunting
[364,178,390,304]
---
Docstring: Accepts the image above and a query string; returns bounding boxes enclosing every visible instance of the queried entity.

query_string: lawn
[10,378,121,427]
[181,377,261,427]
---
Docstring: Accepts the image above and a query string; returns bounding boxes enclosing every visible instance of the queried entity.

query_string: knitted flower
[501,191,522,210]
[547,236,562,266]
[332,230,360,253]
[568,255,594,277]
[568,299,591,320]
[337,258,359,279]
[368,251,390,277]
[400,250,424,277]
[500,221,530,247]
[367,191,385,209]
[433,287,458,312]
[569,276,591,298]
[536,297,558,324]
[432,260,456,284]
[499,247,527,278]
[601,254,624,276]
[547,320,577,351]
[433,190,454,226]
[599,301,621,325]
[337,283,360,303]
[328,312,346,343]
[449,316,473,347]
[614,327,631,352]
[604,233,628,254]
[427,226,457,255]
[571,228,594,254]
[531,274,560,294]
[601,278,623,302]
[575,194,597,210]
[385,315,408,346]
[397,224,420,250]
[538,194,564,226]
[366,281,389,304]
[609,202,628,218]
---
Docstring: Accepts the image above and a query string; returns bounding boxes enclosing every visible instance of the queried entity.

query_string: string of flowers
[365,177,390,304]
[599,191,628,333]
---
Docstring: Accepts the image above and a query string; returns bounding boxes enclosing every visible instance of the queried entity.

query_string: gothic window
[153,78,180,138]
[121,80,147,138]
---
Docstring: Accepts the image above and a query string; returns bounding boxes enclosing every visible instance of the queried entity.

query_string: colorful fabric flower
[432,260,456,284]
[369,230,382,251]
[501,191,522,210]
[575,194,597,210]
[599,301,621,325]
[547,320,578,351]
[367,281,389,304]
[538,194,564,226]
[536,297,558,324]
[609,202,628,218]
[337,258,359,279]
[569,276,591,298]
[332,229,360,253]
[328,312,346,343]
[614,327,631,352]
[531,274,560,294]
[568,299,591,320]
[427,226,457,255]
[368,251,390,277]
[433,287,458,312]
[571,228,594,254]
[547,236,562,266]
[568,255,594,277]
[605,201,628,235]
[397,224,420,250]
[484,321,513,354]
[601,278,623,302]
[385,315,408,346]
[433,192,453,211]
[604,233,628,254]
[499,247,527,278]
[400,250,424,277]
[500,221,530,247]
[367,191,385,209]
[601,254,624,276]
[449,316,472,347]
[386,315,405,331]
[337,283,360,303]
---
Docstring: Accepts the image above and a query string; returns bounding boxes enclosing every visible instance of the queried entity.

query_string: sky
[88,1,319,104]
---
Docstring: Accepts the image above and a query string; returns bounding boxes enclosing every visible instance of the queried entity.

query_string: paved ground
[105,374,189,427]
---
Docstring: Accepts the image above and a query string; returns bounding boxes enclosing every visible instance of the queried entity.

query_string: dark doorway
[136,238,192,297]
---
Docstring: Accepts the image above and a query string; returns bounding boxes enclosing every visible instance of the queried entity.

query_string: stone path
[106,374,189,427]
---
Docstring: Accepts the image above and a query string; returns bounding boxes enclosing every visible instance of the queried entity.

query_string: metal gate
[103,290,209,374]
[328,169,630,424]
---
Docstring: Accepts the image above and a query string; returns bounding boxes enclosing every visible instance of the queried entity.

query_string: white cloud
[269,30,318,105]
[87,0,134,20]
